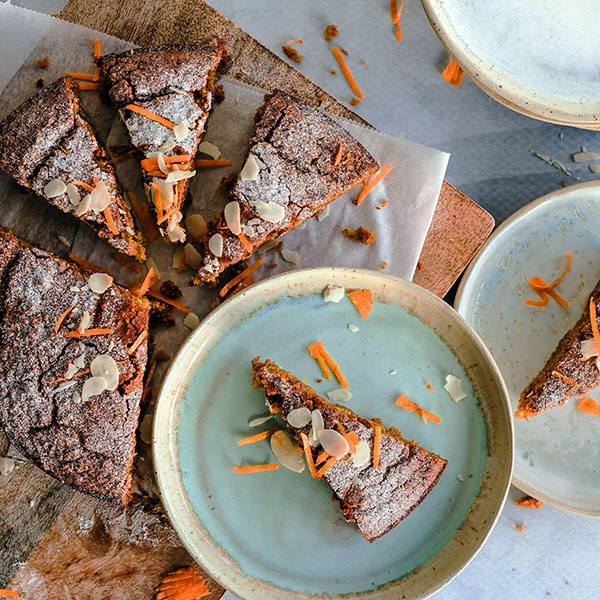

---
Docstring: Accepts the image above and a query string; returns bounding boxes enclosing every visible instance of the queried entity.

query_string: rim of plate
[455,180,600,517]
[153,267,514,599]
[420,0,600,129]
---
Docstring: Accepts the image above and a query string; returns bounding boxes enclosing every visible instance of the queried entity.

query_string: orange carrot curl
[155,565,210,600]
[442,59,465,87]
[348,289,374,319]
[233,464,279,474]
[390,0,404,42]
[332,47,364,100]
[356,164,393,206]
[64,328,114,338]
[54,304,76,333]
[523,253,571,309]
[395,394,441,424]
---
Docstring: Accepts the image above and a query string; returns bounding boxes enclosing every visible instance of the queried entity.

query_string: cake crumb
[416,261,424,271]
[342,226,376,245]
[515,495,543,509]
[214,83,225,104]
[160,280,183,300]
[330,70,337,75]
[513,524,526,532]
[381,261,387,270]
[350,98,361,106]
[37,56,49,68]
[324,25,339,42]
[36,78,44,88]
[283,45,304,63]
[376,200,388,210]
[340,48,348,56]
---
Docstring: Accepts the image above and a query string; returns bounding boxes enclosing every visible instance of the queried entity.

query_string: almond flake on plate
[572,151,600,163]
[257,240,279,254]
[347,323,359,333]
[0,456,15,476]
[172,245,186,270]
[185,213,207,239]
[248,415,274,428]
[58,235,71,248]
[317,204,330,222]
[167,223,186,243]
[323,285,345,303]
[146,257,161,280]
[184,243,203,270]
[184,312,200,329]
[270,430,305,473]
[281,249,299,265]
[198,141,221,160]
[444,374,467,402]
[43,179,66,198]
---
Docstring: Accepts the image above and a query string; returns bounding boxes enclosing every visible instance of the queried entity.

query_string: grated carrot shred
[426,382,435,392]
[332,47,364,99]
[391,0,404,42]
[76,81,102,90]
[395,393,441,424]
[93,38,101,82]
[308,341,332,380]
[318,345,349,388]
[300,432,319,478]
[47,368,91,385]
[109,149,136,164]
[237,232,253,252]
[195,159,232,167]
[233,464,279,473]
[238,428,279,446]
[128,190,158,243]
[64,328,114,338]
[578,397,600,418]
[68,253,113,275]
[127,330,148,355]
[373,426,382,470]
[331,141,343,170]
[0,590,21,599]
[66,72,95,81]
[442,59,465,87]
[155,565,209,600]
[348,288,374,319]
[140,154,193,171]
[268,404,281,414]
[103,206,119,235]
[590,297,600,358]
[152,183,163,223]
[283,38,304,48]
[551,370,579,387]
[125,104,176,129]
[315,455,337,479]
[156,203,181,226]
[146,290,190,313]
[355,164,393,206]
[112,253,141,273]
[315,450,330,465]
[54,304,76,333]
[133,266,156,297]
[71,179,94,192]
[551,253,572,286]
[219,259,264,298]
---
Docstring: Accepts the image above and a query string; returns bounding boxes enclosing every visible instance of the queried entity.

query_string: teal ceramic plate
[153,268,513,599]
[456,181,600,516]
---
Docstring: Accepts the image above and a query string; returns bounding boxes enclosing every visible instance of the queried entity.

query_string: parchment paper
[0,3,448,496]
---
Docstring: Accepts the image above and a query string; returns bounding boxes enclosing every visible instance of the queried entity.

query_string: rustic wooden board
[0,1,494,599]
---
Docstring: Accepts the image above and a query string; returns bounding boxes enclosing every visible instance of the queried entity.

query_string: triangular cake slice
[195,91,379,283]
[0,77,145,259]
[0,228,150,504]
[251,358,447,542]
[99,44,224,243]
[517,281,600,418]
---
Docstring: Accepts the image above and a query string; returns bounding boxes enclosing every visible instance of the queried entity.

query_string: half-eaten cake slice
[195,91,379,283]
[251,358,447,542]
[517,282,600,418]
[0,228,149,504]
[99,43,224,243]
[0,77,145,259]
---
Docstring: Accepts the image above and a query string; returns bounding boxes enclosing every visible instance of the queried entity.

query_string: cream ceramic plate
[456,181,600,516]
[153,268,513,599]
[421,0,600,129]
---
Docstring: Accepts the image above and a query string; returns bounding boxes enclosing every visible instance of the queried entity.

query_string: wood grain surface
[0,1,494,599]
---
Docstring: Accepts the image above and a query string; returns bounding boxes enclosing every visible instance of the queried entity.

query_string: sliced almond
[184,243,203,270]
[185,213,208,239]
[152,178,174,209]
[318,428,349,460]
[173,119,189,141]
[184,311,200,329]
[580,338,598,360]
[65,183,81,206]
[352,440,370,467]
[78,310,90,334]
[270,430,305,473]
[240,156,259,181]
[89,181,112,213]
[157,152,168,174]
[165,169,196,183]
[326,388,352,402]
[158,138,176,154]
[324,285,345,303]
[88,273,113,294]
[167,223,186,243]
[172,245,186,270]
[44,179,66,198]
[251,200,285,224]
[90,354,119,391]
[281,249,299,265]
[317,204,330,222]
[286,406,312,428]
[146,257,161,280]
[74,193,91,216]
[82,375,108,402]
[444,374,467,402]
[198,141,221,160]
[208,233,223,257]
[248,415,274,428]
[224,201,242,235]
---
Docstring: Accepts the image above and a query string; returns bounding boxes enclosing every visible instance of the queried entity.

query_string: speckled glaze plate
[153,268,512,599]
[455,181,600,516]
[421,0,600,129]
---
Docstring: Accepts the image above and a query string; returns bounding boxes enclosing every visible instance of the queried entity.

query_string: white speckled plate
[421,0,600,129]
[456,181,600,516]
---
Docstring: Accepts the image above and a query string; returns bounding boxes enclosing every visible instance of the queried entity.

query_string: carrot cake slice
[99,44,224,242]
[0,228,149,504]
[0,77,145,259]
[517,281,600,418]
[251,358,447,542]
[195,91,379,284]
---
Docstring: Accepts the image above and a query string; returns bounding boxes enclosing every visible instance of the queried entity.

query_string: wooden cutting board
[0,1,494,599]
